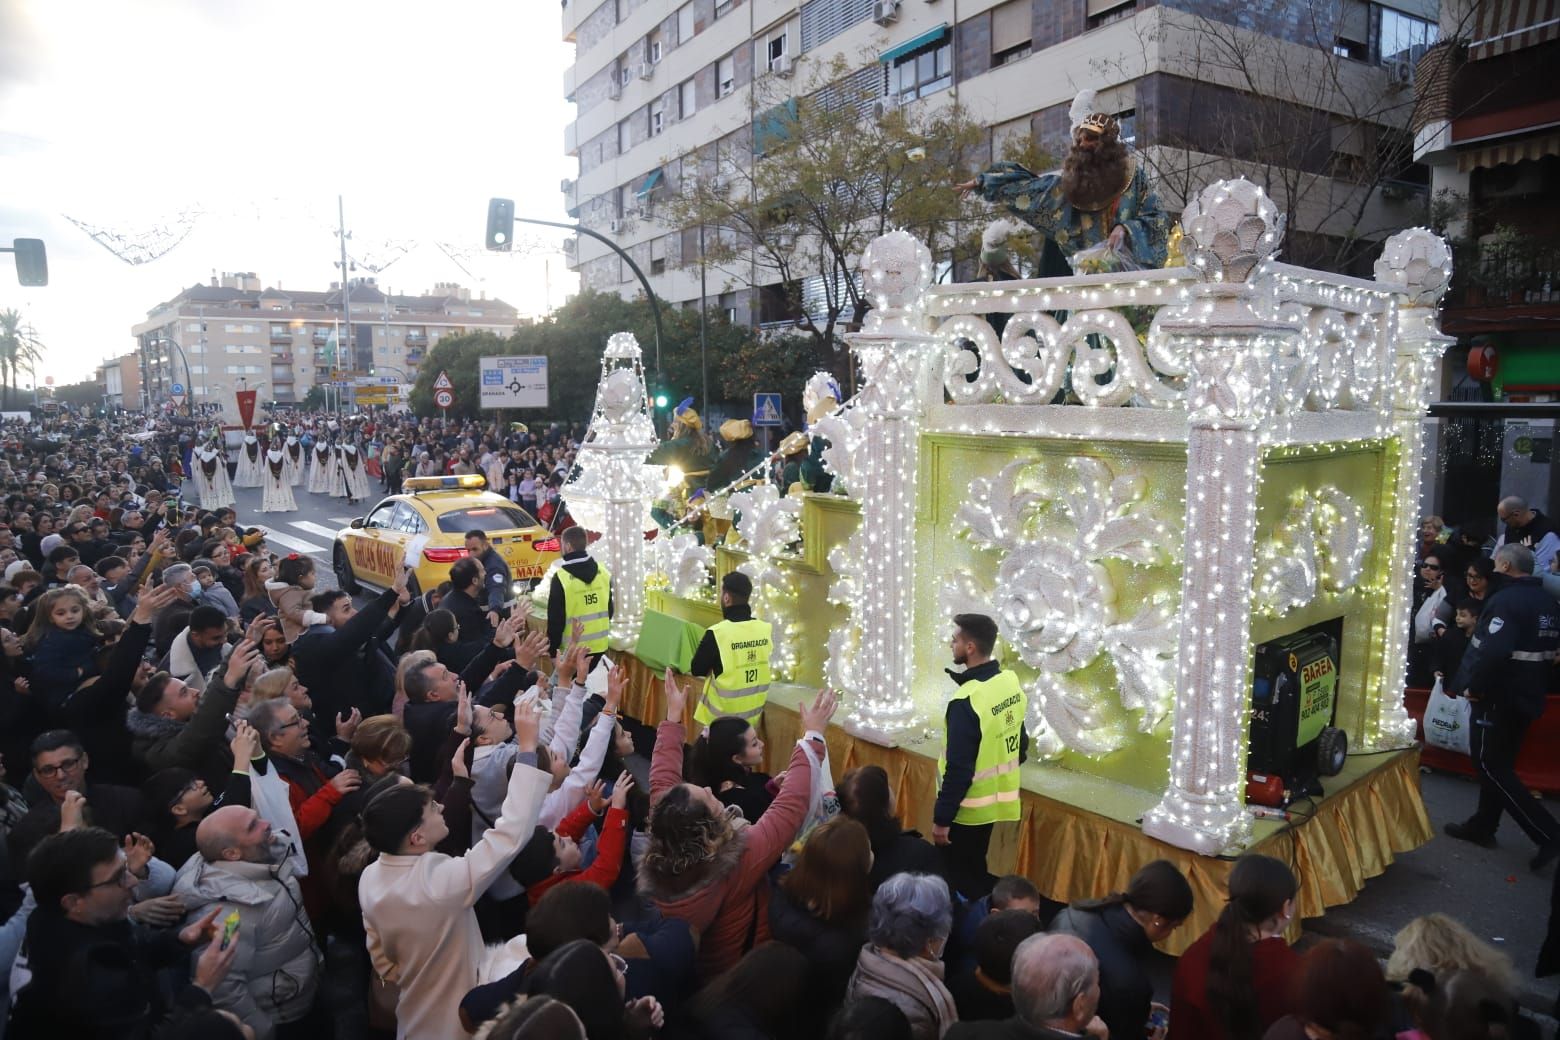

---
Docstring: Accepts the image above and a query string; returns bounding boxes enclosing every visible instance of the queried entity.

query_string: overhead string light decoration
[63,209,204,266]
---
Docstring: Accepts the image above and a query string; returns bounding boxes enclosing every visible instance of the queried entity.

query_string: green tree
[662,56,988,368]
[53,380,104,408]
[300,385,326,411]
[0,310,43,409]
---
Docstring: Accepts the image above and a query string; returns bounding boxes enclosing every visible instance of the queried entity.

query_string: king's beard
[1059,134,1130,213]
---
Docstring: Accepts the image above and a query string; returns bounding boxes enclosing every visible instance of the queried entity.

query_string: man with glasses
[8,827,239,1038]
[21,730,144,840]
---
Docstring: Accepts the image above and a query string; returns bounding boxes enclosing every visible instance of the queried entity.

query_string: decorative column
[1366,229,1455,749]
[1143,180,1290,855]
[836,230,943,745]
[561,332,663,650]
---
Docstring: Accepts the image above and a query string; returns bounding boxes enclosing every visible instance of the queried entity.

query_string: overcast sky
[0,0,578,386]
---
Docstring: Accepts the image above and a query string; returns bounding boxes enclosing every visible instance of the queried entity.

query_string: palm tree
[0,308,20,409]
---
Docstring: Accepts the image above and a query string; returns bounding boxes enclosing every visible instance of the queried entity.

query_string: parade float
[559,179,1450,949]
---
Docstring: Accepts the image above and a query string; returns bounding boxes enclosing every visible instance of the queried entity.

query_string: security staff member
[1447,543,1560,872]
[465,529,512,624]
[690,571,772,727]
[934,613,1028,899]
[546,525,612,657]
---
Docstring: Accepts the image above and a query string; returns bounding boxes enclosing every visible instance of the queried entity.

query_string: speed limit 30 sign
[434,388,455,409]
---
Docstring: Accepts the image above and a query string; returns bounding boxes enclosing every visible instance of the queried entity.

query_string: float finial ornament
[1375,228,1453,307]
[1180,178,1283,283]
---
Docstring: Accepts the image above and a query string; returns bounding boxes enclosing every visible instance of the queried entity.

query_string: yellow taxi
[331,474,561,596]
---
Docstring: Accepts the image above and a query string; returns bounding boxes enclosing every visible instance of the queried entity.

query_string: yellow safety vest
[696,618,773,726]
[558,564,612,654]
[937,669,1026,826]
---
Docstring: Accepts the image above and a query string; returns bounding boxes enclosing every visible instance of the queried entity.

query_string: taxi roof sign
[402,474,486,493]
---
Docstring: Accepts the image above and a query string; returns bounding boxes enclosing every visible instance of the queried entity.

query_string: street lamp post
[159,331,194,417]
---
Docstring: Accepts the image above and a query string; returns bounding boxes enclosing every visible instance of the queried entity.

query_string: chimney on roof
[210,274,218,287]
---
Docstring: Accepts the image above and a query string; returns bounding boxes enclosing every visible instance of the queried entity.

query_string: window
[226,364,263,375]
[186,322,202,331]
[1085,0,1136,29]
[187,342,205,354]
[678,3,695,43]
[801,0,872,51]
[616,185,630,219]
[889,37,951,101]
[1116,108,1137,146]
[1377,6,1437,64]
[651,236,667,275]
[1333,0,1370,59]
[649,32,663,63]
[717,55,735,97]
[435,505,536,535]
[618,119,632,154]
[650,98,666,135]
[679,78,697,119]
[187,365,208,375]
[991,1,1031,65]
[620,63,632,87]
[715,0,732,18]
[767,31,788,71]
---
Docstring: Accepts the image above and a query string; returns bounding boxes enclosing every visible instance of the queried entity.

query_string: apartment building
[130,273,518,412]
[1411,0,1560,520]
[561,0,1440,324]
[96,352,143,411]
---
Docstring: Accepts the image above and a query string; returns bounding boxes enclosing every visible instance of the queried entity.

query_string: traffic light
[654,392,669,409]
[486,198,515,252]
[8,238,47,287]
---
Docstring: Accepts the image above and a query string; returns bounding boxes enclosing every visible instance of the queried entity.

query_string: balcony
[271,369,295,383]
[270,328,293,343]
[406,351,425,365]
[404,330,427,344]
[1442,234,1560,335]
[312,330,329,344]
[273,352,293,363]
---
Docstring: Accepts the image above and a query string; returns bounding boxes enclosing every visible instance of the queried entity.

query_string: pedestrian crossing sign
[753,393,783,427]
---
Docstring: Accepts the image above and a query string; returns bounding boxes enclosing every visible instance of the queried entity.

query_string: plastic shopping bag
[1423,675,1472,755]
[781,736,840,866]
[1069,239,1144,274]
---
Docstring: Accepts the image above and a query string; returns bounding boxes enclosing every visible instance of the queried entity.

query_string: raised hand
[130,582,181,625]
[662,667,686,724]
[455,679,473,735]
[329,768,362,794]
[59,790,87,832]
[392,566,412,604]
[223,639,261,689]
[585,778,608,814]
[515,629,548,671]
[605,661,625,714]
[451,737,471,781]
[514,692,543,753]
[230,719,260,767]
[336,707,362,740]
[554,641,579,687]
[610,771,635,810]
[493,611,522,649]
[123,832,155,878]
[799,687,838,734]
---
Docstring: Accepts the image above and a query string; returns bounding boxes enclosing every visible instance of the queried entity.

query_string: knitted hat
[4,560,35,582]
[510,826,560,886]
[719,419,753,441]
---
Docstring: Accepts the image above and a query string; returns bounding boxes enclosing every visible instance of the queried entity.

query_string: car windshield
[436,504,537,535]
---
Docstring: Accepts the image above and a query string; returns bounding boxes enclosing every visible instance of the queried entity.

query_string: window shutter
[1336,0,1370,45]
[991,1,1031,52]
[1085,0,1133,16]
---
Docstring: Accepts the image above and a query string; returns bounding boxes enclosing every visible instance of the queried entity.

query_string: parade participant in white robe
[283,434,305,486]
[234,433,263,487]
[328,444,349,499]
[192,445,236,510]
[308,442,332,494]
[260,447,299,512]
[341,443,371,505]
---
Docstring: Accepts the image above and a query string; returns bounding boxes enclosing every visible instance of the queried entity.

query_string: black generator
[1247,628,1347,806]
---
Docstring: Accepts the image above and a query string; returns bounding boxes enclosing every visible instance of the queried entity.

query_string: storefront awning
[879,24,948,64]
[1468,0,1558,60]
[1457,129,1560,172]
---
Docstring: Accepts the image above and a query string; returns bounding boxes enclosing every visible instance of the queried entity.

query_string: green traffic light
[655,393,668,408]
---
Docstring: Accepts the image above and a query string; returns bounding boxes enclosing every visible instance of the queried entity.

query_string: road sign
[434,388,455,409]
[170,382,185,396]
[479,355,548,409]
[753,393,783,427]
[433,370,454,391]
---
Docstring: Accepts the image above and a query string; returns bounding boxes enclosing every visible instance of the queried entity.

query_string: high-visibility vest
[558,564,612,653]
[696,618,773,726]
[937,669,1026,826]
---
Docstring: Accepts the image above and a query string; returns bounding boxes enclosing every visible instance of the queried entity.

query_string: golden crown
[1077,111,1119,135]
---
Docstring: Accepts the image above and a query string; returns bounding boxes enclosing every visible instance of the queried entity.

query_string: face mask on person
[187,579,202,598]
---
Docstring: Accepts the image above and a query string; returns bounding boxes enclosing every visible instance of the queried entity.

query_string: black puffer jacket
[1048,902,1154,1040]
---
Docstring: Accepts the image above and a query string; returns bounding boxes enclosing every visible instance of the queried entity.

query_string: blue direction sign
[753,392,783,427]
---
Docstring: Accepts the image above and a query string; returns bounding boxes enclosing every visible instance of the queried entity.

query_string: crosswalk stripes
[327,517,355,524]
[261,528,329,556]
[290,521,343,540]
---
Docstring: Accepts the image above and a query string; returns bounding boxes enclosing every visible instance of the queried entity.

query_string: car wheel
[1315,726,1347,777]
[333,543,360,594]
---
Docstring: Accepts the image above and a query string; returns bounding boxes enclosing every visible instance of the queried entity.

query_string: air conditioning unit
[608,79,622,100]
[772,231,797,250]
[1388,57,1413,88]
[563,236,578,255]
[772,54,793,77]
[872,96,899,119]
[637,61,654,80]
[873,0,901,25]
[710,175,730,193]
[560,178,575,194]
[609,218,626,233]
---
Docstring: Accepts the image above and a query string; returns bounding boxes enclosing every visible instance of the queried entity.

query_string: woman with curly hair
[642,669,837,982]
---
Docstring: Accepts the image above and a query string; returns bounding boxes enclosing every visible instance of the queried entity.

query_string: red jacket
[1168,926,1299,1040]
[525,801,630,905]
[278,757,344,841]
